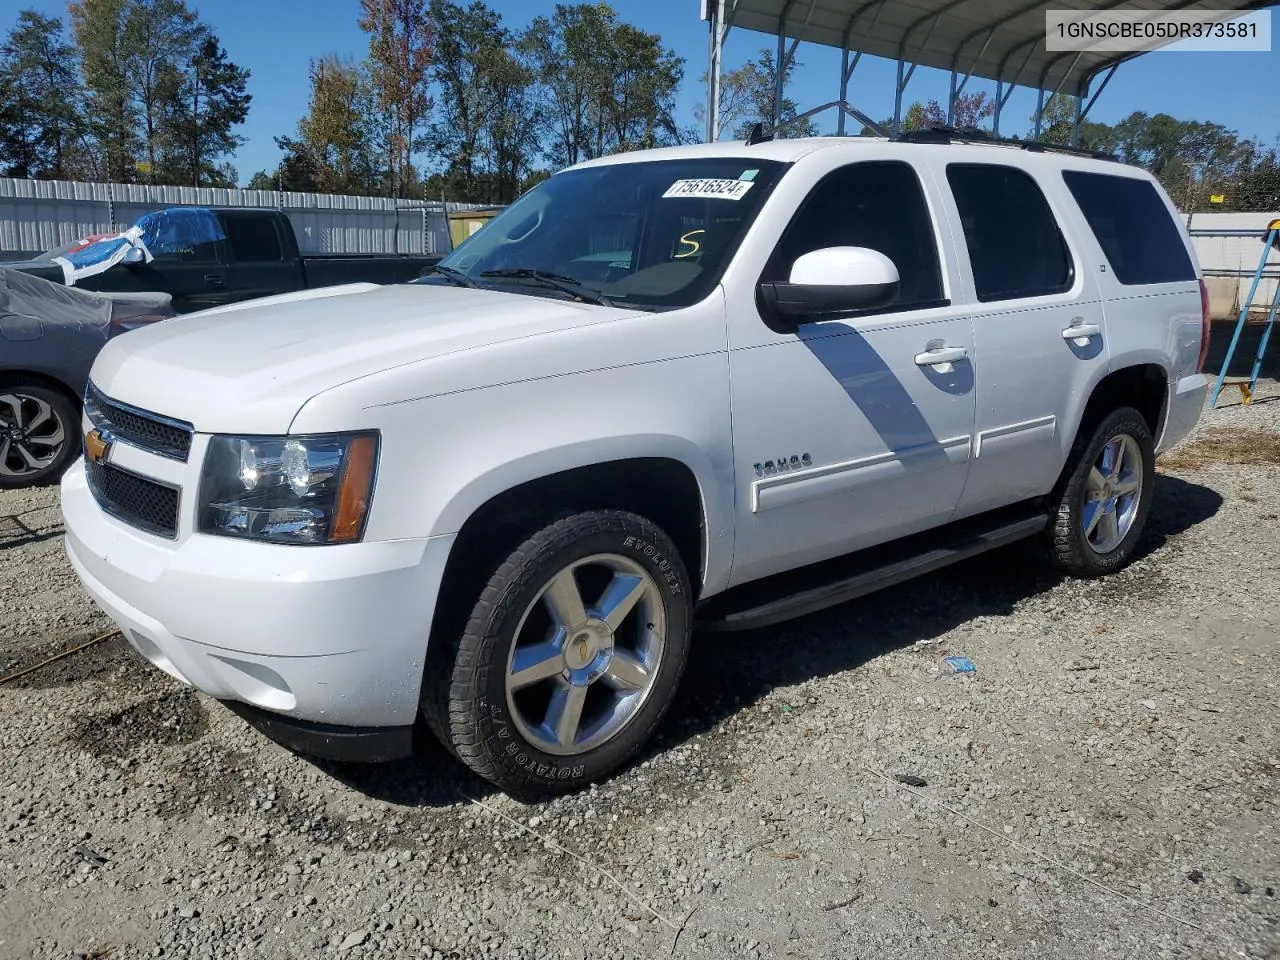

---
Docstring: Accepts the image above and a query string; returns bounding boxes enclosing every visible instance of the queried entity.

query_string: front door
[725,159,978,587]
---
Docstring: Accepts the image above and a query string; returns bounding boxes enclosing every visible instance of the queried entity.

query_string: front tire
[1043,406,1155,577]
[423,510,692,796]
[0,380,80,489]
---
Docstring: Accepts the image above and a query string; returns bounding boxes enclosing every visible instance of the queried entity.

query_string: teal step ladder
[1210,218,1280,407]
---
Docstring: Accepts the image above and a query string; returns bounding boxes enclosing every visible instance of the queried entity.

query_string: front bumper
[62,458,454,730]
[219,699,415,762]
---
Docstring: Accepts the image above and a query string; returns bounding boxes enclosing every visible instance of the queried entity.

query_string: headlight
[197,432,378,544]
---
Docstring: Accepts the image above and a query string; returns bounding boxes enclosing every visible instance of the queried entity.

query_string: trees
[156,33,250,186]
[861,92,994,136]
[64,0,246,184]
[1033,98,1279,213]
[70,0,137,181]
[696,47,816,141]
[525,3,684,166]
[0,11,87,179]
[123,0,201,181]
[274,55,382,195]
[359,0,433,197]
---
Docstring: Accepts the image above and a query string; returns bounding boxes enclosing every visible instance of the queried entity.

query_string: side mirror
[122,245,145,265]
[758,246,900,327]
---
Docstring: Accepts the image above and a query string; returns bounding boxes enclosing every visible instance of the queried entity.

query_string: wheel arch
[428,434,730,587]
[0,368,84,407]
[1068,362,1167,451]
[434,447,719,599]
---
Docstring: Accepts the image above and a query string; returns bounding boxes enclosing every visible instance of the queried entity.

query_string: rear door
[935,160,1110,518]
[221,212,300,302]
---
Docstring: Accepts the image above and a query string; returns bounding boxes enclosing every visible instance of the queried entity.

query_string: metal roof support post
[836,8,871,136]
[839,48,849,134]
[947,26,997,127]
[1071,87,1084,147]
[1033,86,1046,139]
[1033,51,1083,140]
[774,29,786,128]
[705,0,724,142]
[993,73,1021,136]
[1074,61,1120,145]
[893,59,906,134]
[772,0,798,130]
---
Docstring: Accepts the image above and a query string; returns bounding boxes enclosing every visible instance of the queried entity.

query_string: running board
[696,511,1048,633]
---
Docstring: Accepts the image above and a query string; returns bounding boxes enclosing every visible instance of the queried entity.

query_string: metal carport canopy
[704,0,1273,138]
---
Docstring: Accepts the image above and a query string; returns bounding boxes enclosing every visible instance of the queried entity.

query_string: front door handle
[914,345,968,367]
[205,274,225,287]
[1062,321,1101,340]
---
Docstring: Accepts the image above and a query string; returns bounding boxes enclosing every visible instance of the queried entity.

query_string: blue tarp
[54,207,226,286]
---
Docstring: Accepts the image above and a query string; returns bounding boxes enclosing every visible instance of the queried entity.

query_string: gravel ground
[2,387,1278,960]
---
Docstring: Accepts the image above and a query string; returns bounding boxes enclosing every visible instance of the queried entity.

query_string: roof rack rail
[892,125,1118,162]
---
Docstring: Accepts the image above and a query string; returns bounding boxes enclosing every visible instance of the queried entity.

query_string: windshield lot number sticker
[662,178,754,200]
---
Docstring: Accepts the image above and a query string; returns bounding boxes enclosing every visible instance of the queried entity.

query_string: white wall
[1184,210,1280,319]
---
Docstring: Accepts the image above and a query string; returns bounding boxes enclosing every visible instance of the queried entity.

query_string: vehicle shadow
[320,473,1222,808]
[0,510,64,551]
[647,473,1222,760]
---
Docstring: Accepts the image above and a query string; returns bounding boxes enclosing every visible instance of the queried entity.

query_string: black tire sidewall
[463,512,691,793]
[0,382,80,489]
[1052,407,1156,576]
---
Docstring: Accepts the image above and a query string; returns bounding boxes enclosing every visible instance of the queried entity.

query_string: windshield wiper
[480,268,618,307]
[426,264,482,288]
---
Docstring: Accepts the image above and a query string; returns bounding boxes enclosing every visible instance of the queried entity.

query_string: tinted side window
[1062,171,1195,285]
[946,164,1073,302]
[224,214,284,263]
[763,161,945,311]
[146,225,220,263]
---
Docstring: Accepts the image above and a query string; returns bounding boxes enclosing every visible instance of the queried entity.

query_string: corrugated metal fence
[0,177,492,259]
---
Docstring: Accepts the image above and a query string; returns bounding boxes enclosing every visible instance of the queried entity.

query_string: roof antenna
[745,122,773,146]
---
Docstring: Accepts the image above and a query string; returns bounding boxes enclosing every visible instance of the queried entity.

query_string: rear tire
[1042,406,1155,578]
[0,380,80,489]
[422,510,692,797]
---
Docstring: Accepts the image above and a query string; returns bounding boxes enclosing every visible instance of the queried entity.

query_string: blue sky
[19,0,1280,184]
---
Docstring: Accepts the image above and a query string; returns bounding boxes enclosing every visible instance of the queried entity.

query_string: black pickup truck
[3,206,442,313]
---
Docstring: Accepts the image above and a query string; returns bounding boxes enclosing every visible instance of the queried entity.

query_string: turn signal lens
[332,435,378,543]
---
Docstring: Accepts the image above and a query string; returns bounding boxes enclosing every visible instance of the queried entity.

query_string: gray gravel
[2,387,1278,960]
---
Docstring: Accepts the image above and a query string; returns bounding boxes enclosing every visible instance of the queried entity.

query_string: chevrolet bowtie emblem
[85,427,112,464]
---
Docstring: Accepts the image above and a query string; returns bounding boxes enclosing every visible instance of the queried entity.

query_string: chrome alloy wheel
[1082,433,1143,554]
[0,392,67,480]
[504,553,666,756]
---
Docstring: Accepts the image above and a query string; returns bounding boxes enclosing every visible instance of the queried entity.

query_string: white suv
[61,136,1210,795]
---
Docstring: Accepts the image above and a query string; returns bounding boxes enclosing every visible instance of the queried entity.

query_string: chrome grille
[84,382,193,461]
[85,457,180,540]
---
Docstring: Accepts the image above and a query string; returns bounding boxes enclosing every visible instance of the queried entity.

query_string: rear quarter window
[1061,171,1196,285]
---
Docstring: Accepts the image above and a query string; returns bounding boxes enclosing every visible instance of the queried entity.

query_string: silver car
[0,267,174,488]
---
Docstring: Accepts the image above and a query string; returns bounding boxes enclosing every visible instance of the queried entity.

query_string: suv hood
[89,282,638,434]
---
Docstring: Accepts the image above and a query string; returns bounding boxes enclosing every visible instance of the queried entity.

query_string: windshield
[33,236,105,260]
[423,157,788,310]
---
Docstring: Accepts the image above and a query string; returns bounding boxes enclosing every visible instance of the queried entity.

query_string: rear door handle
[205,274,225,287]
[914,345,968,367]
[1062,321,1101,340]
